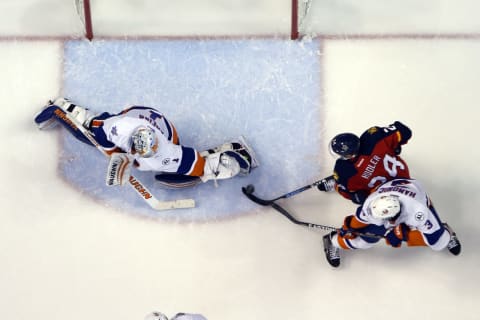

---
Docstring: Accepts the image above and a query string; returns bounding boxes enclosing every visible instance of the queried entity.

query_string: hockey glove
[339,215,358,239]
[385,223,410,248]
[317,175,336,192]
[351,191,368,204]
[394,145,402,155]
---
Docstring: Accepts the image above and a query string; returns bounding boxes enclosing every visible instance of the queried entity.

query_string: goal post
[291,0,313,40]
[74,0,93,40]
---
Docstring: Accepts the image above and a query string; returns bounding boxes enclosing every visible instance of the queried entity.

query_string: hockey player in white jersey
[322,178,461,268]
[34,98,258,188]
[144,311,207,320]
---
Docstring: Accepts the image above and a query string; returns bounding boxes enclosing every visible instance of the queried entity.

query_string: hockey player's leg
[35,97,95,128]
[34,98,103,147]
[323,230,379,268]
[200,135,259,176]
[323,231,341,267]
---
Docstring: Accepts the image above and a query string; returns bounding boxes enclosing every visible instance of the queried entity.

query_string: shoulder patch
[415,211,425,221]
[367,127,378,134]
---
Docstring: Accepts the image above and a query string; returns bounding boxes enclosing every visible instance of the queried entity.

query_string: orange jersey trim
[189,153,205,176]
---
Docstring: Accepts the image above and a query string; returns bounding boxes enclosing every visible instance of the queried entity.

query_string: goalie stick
[59,109,195,210]
[242,185,383,239]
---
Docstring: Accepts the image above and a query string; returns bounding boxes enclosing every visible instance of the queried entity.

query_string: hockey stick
[59,109,195,210]
[241,181,322,206]
[242,186,383,239]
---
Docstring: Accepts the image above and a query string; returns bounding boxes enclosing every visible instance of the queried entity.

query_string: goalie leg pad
[200,152,241,183]
[34,104,95,146]
[199,135,259,174]
[235,135,259,169]
[34,105,60,130]
[223,150,251,176]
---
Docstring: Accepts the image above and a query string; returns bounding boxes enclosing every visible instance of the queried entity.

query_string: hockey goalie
[34,97,259,188]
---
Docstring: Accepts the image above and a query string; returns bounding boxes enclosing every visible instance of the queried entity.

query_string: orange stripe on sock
[406,230,427,247]
[189,153,205,176]
[337,236,351,250]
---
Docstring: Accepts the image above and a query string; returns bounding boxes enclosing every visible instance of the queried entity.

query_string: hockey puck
[244,184,255,194]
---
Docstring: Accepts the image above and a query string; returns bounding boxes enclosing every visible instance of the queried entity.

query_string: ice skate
[323,231,341,267]
[443,223,461,256]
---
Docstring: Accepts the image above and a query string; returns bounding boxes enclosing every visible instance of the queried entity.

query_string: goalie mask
[370,195,401,220]
[131,126,158,158]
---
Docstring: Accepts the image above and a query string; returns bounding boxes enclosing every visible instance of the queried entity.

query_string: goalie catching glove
[105,153,133,186]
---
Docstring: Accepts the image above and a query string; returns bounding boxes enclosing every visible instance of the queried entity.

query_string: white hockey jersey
[356,179,450,250]
[100,106,204,175]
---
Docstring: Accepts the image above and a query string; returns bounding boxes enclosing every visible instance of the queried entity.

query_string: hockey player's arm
[386,121,412,154]
[336,187,369,204]
[334,162,368,204]
[392,121,412,145]
[337,210,386,245]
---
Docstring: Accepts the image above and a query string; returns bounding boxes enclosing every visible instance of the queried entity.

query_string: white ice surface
[1,2,480,320]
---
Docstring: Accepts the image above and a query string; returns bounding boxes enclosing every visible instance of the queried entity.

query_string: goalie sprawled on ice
[34,98,258,188]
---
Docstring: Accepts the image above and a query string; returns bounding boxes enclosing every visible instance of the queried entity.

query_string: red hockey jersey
[333,121,412,204]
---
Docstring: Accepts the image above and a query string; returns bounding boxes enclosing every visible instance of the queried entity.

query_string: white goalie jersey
[101,106,205,175]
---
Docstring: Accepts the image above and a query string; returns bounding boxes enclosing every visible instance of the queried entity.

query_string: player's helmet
[144,312,169,320]
[370,195,401,219]
[329,133,360,159]
[131,126,158,158]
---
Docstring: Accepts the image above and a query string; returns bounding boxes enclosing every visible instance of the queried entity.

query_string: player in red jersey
[317,121,412,204]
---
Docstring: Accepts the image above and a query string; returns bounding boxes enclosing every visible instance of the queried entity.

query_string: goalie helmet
[370,195,401,219]
[329,133,360,159]
[144,312,169,320]
[131,126,158,158]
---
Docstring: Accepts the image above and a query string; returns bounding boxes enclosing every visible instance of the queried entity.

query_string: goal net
[73,0,308,40]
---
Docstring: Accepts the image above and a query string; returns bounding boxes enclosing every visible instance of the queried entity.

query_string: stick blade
[241,185,272,206]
